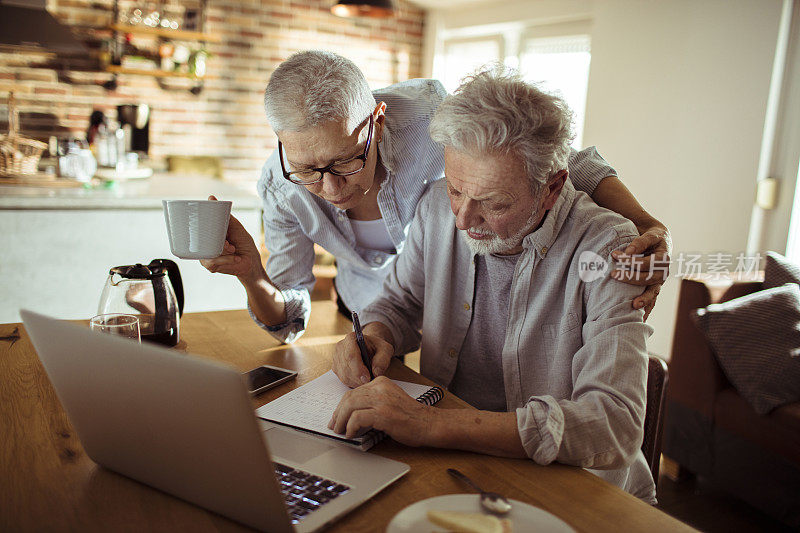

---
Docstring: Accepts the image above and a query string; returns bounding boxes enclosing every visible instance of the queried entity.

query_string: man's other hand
[332,332,393,388]
[199,195,263,282]
[611,225,672,320]
[327,376,435,446]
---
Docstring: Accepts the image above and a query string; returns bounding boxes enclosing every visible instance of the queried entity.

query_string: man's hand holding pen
[332,318,395,388]
[330,317,435,444]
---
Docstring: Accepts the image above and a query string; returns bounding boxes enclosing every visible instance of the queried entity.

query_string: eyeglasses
[278,115,374,185]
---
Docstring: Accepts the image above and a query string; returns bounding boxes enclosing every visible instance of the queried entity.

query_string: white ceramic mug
[163,199,232,259]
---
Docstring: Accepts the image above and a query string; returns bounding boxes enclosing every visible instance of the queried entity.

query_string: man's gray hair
[264,50,376,133]
[429,66,574,188]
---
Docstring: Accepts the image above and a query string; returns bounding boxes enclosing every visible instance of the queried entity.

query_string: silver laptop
[21,309,409,532]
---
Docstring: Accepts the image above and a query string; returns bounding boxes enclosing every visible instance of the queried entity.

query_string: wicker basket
[0,92,48,175]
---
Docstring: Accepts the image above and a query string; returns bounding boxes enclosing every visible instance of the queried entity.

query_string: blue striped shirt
[254,78,617,342]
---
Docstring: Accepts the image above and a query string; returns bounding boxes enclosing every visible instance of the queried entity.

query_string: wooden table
[0,302,694,532]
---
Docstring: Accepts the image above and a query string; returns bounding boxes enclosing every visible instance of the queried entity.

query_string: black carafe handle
[149,259,184,316]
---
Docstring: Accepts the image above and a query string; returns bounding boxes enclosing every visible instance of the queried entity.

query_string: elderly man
[328,68,656,503]
[201,50,670,343]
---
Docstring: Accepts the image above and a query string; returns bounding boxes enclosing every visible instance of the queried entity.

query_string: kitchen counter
[0,173,264,324]
[0,174,261,210]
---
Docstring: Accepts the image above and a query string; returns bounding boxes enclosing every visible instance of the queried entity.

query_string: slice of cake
[426,510,512,533]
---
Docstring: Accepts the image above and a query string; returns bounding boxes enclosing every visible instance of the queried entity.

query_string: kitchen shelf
[102,0,211,91]
[104,64,201,78]
[108,23,221,43]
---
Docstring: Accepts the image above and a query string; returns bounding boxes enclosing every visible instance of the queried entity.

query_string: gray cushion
[764,251,800,289]
[692,283,800,415]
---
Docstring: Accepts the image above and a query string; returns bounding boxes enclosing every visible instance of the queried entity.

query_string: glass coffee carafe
[97,259,184,346]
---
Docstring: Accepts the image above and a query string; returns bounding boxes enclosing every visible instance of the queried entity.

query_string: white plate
[387,494,575,533]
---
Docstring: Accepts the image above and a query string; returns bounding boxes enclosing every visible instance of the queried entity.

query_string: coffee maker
[117,104,150,154]
[97,259,184,346]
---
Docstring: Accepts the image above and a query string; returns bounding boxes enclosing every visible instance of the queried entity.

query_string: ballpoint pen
[351,311,374,380]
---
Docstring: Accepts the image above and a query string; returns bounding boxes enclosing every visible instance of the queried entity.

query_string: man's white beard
[459,209,541,256]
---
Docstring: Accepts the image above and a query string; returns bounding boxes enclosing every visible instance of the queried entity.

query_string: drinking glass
[89,313,141,343]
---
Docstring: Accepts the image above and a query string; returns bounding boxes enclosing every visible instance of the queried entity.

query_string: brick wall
[0,0,425,184]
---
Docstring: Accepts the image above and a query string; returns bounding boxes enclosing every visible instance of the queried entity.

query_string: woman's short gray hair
[429,66,574,189]
[264,50,376,134]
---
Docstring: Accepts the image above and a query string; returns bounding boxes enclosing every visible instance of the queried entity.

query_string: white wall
[582,0,782,357]
[426,0,785,357]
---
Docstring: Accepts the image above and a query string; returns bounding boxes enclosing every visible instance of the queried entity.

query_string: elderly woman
[201,50,670,343]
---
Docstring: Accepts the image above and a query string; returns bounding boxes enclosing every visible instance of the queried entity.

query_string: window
[434,20,592,148]
[783,160,800,261]
[519,34,591,148]
[440,36,504,93]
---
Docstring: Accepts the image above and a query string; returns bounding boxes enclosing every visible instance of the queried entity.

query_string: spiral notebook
[255,370,444,451]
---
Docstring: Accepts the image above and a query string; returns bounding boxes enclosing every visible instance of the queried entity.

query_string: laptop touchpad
[263,426,337,465]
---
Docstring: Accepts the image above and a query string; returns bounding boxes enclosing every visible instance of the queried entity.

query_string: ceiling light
[331,0,393,18]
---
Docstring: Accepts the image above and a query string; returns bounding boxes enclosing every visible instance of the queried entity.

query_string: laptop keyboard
[273,462,351,524]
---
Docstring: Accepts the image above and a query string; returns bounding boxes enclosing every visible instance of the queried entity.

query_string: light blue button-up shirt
[254,78,617,343]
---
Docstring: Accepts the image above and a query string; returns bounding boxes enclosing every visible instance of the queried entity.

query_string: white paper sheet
[255,370,435,445]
